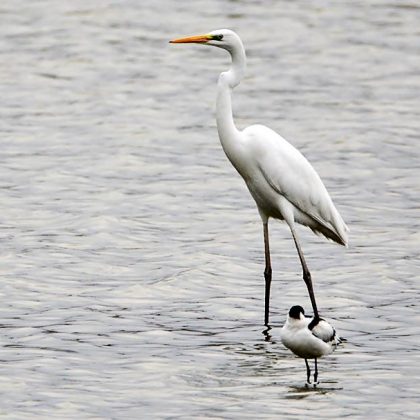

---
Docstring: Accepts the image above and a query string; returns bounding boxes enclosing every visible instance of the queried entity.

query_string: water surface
[1,1,419,418]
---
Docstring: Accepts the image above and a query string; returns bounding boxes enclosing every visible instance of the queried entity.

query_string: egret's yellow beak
[170,34,212,44]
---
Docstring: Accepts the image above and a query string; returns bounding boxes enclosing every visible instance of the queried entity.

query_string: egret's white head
[170,29,246,88]
[170,29,242,53]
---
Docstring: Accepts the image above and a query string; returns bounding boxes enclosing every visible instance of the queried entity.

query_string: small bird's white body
[281,312,339,359]
[281,306,342,384]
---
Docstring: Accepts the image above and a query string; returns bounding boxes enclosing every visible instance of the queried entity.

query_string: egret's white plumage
[238,123,348,245]
[170,29,349,325]
[281,305,342,384]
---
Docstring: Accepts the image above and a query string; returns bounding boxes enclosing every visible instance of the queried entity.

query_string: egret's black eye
[212,34,224,41]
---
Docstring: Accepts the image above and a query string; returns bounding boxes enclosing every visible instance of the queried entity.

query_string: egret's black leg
[263,222,272,326]
[314,358,319,385]
[305,359,311,384]
[290,227,319,320]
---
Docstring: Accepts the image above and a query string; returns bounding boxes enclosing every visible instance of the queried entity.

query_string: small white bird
[170,30,349,326]
[281,305,343,385]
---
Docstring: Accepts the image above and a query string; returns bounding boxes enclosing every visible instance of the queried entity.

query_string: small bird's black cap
[289,305,305,319]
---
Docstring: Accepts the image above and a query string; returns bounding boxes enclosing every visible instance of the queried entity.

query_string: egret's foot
[305,381,311,388]
[313,381,319,387]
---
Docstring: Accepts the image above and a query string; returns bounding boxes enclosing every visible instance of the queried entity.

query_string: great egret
[281,305,343,385]
[170,29,348,325]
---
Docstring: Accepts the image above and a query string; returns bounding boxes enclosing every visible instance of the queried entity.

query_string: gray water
[1,0,419,418]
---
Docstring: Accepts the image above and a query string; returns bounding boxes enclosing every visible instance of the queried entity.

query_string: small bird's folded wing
[311,320,337,344]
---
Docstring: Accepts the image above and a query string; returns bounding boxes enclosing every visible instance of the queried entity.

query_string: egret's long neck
[216,44,246,161]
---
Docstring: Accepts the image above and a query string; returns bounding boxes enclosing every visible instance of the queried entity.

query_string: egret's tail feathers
[303,203,349,246]
[329,208,349,247]
[310,223,348,247]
